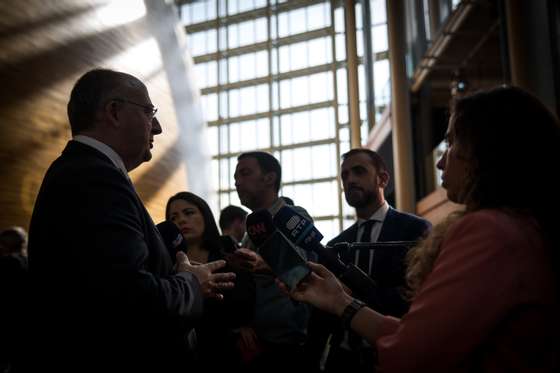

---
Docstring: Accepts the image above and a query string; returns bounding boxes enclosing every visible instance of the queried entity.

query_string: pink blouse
[375,209,559,372]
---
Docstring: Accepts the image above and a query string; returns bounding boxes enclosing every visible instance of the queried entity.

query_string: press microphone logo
[248,222,267,236]
[286,216,300,230]
[284,214,308,239]
[172,233,183,249]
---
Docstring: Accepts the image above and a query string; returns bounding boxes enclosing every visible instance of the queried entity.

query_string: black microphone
[156,221,188,263]
[245,209,276,248]
[272,206,347,276]
[245,209,310,290]
[272,206,379,305]
[219,235,239,254]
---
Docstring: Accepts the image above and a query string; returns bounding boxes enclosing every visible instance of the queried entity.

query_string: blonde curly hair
[405,211,464,299]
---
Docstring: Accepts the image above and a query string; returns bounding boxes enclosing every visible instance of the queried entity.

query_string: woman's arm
[281,261,395,345]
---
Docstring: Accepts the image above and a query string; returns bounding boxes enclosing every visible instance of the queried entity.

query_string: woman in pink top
[281,86,560,372]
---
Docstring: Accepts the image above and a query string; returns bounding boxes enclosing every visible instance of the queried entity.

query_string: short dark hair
[0,226,28,256]
[341,148,388,173]
[238,151,282,192]
[165,192,222,252]
[219,205,248,231]
[67,68,141,136]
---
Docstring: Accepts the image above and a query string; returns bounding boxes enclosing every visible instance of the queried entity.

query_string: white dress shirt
[73,135,129,180]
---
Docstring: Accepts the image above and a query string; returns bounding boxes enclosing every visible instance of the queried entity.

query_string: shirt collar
[73,135,128,177]
[268,197,286,216]
[357,201,390,226]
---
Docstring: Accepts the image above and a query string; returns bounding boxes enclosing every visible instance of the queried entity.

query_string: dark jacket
[27,141,203,372]
[305,207,431,372]
[327,207,431,245]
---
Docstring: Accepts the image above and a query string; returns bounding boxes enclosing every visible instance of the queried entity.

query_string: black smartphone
[258,230,311,291]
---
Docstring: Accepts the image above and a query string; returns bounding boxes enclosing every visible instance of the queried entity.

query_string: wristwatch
[341,298,366,329]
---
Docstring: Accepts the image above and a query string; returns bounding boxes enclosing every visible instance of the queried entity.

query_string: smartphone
[258,230,311,291]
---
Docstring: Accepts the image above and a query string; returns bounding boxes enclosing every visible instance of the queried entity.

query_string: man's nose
[152,117,162,134]
[436,150,447,170]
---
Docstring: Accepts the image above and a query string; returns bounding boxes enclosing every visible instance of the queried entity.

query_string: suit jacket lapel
[378,207,397,242]
[344,222,360,242]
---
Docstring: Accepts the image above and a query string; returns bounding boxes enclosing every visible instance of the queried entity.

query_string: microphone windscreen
[219,235,238,254]
[245,209,275,247]
[156,221,188,259]
[273,206,349,275]
[273,206,323,249]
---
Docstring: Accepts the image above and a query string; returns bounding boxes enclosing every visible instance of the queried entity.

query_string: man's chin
[345,193,364,207]
[237,194,248,206]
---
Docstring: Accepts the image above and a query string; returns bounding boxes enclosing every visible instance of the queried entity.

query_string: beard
[344,187,377,208]
[237,190,258,210]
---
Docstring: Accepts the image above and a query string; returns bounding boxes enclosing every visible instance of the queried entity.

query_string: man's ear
[263,172,276,188]
[377,170,390,189]
[103,99,120,127]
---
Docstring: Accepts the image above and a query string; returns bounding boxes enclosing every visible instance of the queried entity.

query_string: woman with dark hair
[279,86,560,372]
[166,191,224,264]
[166,191,255,370]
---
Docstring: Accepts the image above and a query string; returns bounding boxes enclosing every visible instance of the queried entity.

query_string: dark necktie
[357,220,376,274]
[346,220,377,353]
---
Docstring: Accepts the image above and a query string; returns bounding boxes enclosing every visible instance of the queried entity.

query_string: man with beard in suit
[306,148,431,373]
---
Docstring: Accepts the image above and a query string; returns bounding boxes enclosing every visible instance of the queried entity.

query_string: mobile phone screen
[258,230,310,290]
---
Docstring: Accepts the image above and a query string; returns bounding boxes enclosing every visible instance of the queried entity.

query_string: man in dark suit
[26,69,234,373]
[306,148,431,373]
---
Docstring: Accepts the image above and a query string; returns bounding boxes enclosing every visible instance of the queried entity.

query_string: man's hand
[176,251,235,300]
[229,248,271,274]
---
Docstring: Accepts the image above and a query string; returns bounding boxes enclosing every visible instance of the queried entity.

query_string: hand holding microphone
[243,209,311,290]
[230,247,271,273]
[272,206,379,305]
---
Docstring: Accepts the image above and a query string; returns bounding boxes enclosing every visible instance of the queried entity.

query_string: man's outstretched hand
[176,251,235,299]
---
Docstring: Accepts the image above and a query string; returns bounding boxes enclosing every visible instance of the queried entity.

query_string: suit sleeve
[59,165,203,326]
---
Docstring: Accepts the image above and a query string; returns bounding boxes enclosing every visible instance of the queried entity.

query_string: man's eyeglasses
[113,98,158,119]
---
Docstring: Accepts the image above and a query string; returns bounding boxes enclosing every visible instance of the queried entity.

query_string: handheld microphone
[245,209,276,248]
[272,206,346,275]
[272,206,379,305]
[156,221,188,263]
[245,209,310,290]
[219,235,239,254]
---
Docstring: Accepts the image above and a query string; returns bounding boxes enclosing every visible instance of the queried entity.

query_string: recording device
[332,241,418,315]
[272,206,379,305]
[332,241,417,286]
[156,221,188,263]
[245,209,311,291]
